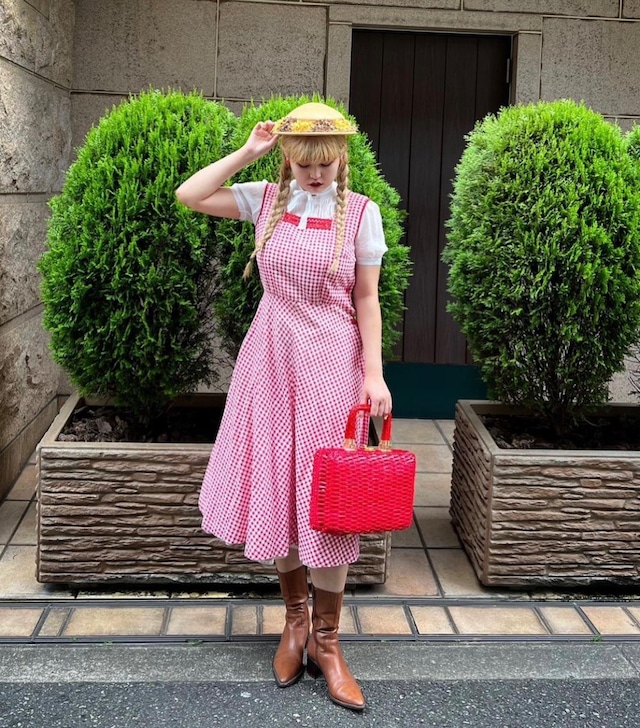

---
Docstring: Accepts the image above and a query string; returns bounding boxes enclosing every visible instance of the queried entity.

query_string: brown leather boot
[306,586,365,711]
[272,565,310,687]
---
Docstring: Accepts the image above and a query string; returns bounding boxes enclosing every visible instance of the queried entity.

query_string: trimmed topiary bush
[39,89,237,427]
[443,100,640,435]
[627,123,640,164]
[626,124,640,399]
[213,94,410,361]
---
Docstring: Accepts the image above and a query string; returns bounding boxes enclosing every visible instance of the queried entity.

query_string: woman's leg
[272,547,310,687]
[307,564,348,592]
[307,564,365,711]
[274,548,303,574]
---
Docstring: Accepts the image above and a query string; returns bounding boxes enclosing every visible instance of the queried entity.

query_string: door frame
[342,27,513,418]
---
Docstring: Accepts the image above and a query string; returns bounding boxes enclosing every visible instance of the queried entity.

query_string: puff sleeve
[355,200,387,265]
[230,181,268,224]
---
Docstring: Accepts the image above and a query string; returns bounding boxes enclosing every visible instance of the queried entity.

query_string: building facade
[2,0,640,495]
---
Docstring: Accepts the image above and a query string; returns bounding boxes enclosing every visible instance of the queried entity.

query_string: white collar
[290,180,337,200]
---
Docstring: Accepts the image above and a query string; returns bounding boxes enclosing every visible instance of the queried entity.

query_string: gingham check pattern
[199,183,371,568]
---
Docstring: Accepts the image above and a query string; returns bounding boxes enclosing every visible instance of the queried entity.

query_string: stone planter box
[37,394,390,586]
[450,400,640,587]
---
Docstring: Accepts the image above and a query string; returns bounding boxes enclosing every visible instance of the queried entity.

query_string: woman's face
[289,158,341,195]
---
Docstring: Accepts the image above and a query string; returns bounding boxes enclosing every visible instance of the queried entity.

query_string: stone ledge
[450,400,640,586]
[37,394,390,586]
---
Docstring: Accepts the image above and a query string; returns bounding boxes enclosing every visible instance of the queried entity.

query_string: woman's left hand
[362,375,392,418]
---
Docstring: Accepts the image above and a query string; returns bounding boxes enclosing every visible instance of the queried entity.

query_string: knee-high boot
[306,586,365,711]
[272,565,310,687]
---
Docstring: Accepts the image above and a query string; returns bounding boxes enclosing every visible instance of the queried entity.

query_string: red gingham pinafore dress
[199,182,370,568]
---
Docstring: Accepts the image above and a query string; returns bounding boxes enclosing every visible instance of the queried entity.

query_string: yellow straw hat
[272,102,357,136]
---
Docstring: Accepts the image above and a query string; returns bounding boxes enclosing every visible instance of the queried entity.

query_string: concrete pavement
[2,642,640,727]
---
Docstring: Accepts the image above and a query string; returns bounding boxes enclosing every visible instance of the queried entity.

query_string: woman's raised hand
[176,121,278,216]
[244,121,279,159]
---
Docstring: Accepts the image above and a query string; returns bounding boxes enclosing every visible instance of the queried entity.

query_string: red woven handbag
[310,404,416,535]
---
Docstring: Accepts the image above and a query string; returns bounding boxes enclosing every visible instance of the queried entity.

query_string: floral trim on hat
[273,117,357,134]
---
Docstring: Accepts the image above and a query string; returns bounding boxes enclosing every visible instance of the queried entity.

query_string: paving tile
[428,548,487,597]
[338,604,358,634]
[262,604,286,635]
[63,607,165,636]
[385,419,446,445]
[410,444,452,474]
[410,606,456,635]
[0,546,73,599]
[38,608,72,638]
[449,606,548,635]
[165,606,227,635]
[538,606,593,636]
[627,606,640,628]
[231,605,258,635]
[6,464,37,501]
[10,502,36,545]
[0,608,43,637]
[363,548,439,598]
[414,507,461,548]
[0,501,28,545]
[357,605,412,635]
[581,606,640,635]
[436,420,456,447]
[391,520,422,548]
[413,472,451,507]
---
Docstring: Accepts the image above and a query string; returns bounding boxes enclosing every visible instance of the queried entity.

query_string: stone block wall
[67,1,640,150]
[0,0,75,498]
[3,0,640,492]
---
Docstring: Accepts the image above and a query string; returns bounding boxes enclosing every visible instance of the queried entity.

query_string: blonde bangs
[280,135,348,165]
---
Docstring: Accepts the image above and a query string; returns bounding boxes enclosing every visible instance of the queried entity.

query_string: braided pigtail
[243,161,293,279]
[329,158,350,273]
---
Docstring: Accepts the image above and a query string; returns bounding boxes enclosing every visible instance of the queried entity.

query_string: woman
[176,102,391,711]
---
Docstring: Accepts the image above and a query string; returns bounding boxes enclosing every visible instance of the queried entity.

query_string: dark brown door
[349,30,511,416]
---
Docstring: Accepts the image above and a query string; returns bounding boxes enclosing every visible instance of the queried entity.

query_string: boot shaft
[272,566,310,688]
[277,566,310,625]
[310,585,343,634]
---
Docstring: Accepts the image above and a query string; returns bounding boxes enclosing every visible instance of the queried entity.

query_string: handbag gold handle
[343,404,392,451]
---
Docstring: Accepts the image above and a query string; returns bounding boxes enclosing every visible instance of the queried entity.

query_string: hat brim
[274,129,357,136]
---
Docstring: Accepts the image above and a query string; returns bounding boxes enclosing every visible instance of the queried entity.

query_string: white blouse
[231,180,388,265]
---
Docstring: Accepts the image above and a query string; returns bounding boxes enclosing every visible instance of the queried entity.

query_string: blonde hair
[243,135,350,278]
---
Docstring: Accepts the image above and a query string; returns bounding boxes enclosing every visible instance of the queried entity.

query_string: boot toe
[271,653,304,688]
[329,686,366,712]
[273,656,305,687]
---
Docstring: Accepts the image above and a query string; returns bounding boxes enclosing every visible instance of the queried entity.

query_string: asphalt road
[2,643,640,728]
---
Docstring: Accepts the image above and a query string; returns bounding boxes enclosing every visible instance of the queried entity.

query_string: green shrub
[39,89,236,427]
[626,124,640,399]
[213,94,411,361]
[627,123,640,164]
[443,100,640,435]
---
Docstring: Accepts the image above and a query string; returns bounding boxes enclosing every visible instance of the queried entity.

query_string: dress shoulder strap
[345,191,370,238]
[255,182,279,239]
[258,182,278,221]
